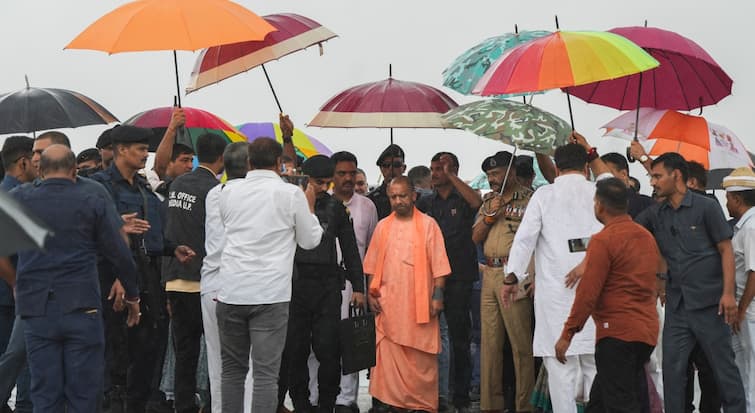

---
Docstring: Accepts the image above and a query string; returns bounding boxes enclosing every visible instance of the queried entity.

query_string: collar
[736,207,755,230]
[246,169,281,179]
[40,177,75,186]
[554,173,587,183]
[601,214,632,228]
[107,163,146,186]
[432,187,461,200]
[661,189,693,211]
[196,165,219,180]
[1,175,21,188]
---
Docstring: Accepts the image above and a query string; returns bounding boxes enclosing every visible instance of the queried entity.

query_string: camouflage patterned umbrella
[441,99,571,155]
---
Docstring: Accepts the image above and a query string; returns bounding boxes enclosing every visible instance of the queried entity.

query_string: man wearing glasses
[368,144,406,220]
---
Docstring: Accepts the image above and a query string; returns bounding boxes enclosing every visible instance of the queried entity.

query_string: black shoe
[335,404,359,413]
[468,385,480,402]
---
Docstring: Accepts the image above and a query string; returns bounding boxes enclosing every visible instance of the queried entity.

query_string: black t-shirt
[416,189,479,282]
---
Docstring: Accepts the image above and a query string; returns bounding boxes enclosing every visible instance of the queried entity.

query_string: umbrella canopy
[0,189,49,256]
[123,106,246,152]
[603,108,752,170]
[707,151,755,189]
[442,28,551,96]
[441,99,571,155]
[65,0,276,105]
[187,13,337,94]
[566,26,733,111]
[237,122,332,159]
[309,77,458,129]
[472,31,660,95]
[0,82,118,134]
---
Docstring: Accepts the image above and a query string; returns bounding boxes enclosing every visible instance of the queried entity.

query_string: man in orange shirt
[555,177,660,412]
[365,176,451,413]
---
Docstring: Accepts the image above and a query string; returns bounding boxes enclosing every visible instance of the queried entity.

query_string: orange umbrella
[65,0,276,105]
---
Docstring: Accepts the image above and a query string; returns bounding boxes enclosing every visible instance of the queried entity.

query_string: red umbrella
[566,26,733,111]
[309,68,458,143]
[186,13,337,112]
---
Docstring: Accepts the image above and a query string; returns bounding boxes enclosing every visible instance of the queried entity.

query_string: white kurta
[508,173,609,357]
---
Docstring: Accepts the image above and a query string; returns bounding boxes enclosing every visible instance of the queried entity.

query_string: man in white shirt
[502,135,612,413]
[216,137,323,413]
[724,167,755,413]
[201,142,254,413]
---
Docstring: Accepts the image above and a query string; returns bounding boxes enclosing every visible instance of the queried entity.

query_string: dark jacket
[162,167,219,283]
[12,178,139,316]
[295,193,365,292]
[367,181,392,220]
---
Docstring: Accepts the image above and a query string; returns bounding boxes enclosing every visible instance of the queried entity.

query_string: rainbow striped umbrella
[236,122,332,159]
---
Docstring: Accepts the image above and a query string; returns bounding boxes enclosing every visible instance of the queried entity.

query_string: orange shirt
[561,215,660,346]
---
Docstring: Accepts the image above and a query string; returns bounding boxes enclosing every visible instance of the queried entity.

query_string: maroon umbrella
[565,26,733,111]
[309,69,458,143]
[186,13,337,112]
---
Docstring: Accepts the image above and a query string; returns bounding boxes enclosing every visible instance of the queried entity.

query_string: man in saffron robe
[364,176,451,413]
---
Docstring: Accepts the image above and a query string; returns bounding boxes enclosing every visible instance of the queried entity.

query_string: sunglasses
[381,161,404,169]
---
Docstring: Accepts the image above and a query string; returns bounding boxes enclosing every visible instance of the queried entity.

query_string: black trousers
[685,343,721,413]
[445,279,473,407]
[586,337,654,413]
[168,291,204,413]
[283,274,342,411]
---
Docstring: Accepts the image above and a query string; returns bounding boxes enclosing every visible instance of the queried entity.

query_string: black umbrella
[707,151,755,190]
[0,77,118,134]
[0,189,49,256]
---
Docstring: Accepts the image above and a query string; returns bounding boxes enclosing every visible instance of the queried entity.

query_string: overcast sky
[1,0,752,187]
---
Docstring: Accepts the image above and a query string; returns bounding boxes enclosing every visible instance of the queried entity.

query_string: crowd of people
[0,107,753,413]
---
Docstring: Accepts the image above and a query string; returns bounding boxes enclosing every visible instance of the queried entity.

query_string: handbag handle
[349,302,366,318]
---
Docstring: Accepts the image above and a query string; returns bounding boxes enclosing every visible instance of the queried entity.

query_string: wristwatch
[639,154,649,163]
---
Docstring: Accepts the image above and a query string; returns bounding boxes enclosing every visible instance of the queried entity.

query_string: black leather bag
[339,304,376,374]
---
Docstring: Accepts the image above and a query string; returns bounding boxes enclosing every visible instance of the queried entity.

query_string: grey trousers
[217,301,289,413]
[662,303,746,413]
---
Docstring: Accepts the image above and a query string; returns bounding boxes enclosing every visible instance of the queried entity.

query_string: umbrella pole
[173,50,182,107]
[261,64,284,114]
[633,73,644,141]
[390,127,394,144]
[499,147,518,195]
[565,90,575,130]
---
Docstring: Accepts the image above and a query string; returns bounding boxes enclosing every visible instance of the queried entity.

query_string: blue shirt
[636,190,732,310]
[12,178,139,317]
[0,175,21,192]
[0,175,23,308]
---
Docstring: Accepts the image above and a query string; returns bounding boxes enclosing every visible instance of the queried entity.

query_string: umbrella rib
[661,50,695,111]
[678,53,717,107]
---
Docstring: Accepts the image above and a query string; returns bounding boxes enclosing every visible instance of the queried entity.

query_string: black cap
[376,144,405,166]
[302,155,335,178]
[110,125,153,145]
[76,148,102,164]
[481,151,515,172]
[96,126,118,149]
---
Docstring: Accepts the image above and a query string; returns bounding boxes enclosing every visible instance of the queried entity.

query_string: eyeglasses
[381,161,404,169]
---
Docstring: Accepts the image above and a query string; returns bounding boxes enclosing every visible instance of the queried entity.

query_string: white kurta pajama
[732,206,755,413]
[508,173,609,413]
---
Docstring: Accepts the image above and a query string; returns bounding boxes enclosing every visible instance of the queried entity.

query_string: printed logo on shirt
[168,191,197,211]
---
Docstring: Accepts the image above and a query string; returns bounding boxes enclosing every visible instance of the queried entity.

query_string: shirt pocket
[679,223,711,253]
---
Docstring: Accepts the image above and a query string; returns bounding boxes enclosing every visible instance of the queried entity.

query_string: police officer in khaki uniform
[472,151,535,413]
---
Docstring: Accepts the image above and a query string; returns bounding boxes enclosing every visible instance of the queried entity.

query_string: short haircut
[629,176,641,192]
[408,165,431,186]
[687,160,707,188]
[37,131,71,148]
[195,133,228,164]
[651,152,689,182]
[2,136,34,169]
[389,175,415,193]
[596,177,629,214]
[600,152,629,172]
[40,146,76,175]
[248,137,282,169]
[431,151,459,168]
[732,190,755,207]
[171,143,194,161]
[516,155,535,179]
[554,143,587,172]
[223,142,249,179]
[331,151,358,167]
[356,168,366,177]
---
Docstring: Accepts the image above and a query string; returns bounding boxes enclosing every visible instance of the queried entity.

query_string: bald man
[9,145,141,412]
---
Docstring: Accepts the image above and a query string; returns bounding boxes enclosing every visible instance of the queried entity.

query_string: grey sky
[1,0,752,186]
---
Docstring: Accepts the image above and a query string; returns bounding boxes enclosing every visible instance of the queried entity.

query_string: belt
[484,256,508,268]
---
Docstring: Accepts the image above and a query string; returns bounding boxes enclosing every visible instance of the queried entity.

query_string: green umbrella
[442,99,571,155]
[442,28,551,96]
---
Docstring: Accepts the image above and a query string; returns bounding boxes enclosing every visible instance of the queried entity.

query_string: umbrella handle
[173,51,181,107]
[565,90,575,131]
[261,64,284,114]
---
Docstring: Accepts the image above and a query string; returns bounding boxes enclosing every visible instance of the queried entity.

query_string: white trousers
[732,315,755,413]
[201,293,254,413]
[308,281,360,406]
[647,302,665,399]
[543,354,596,413]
